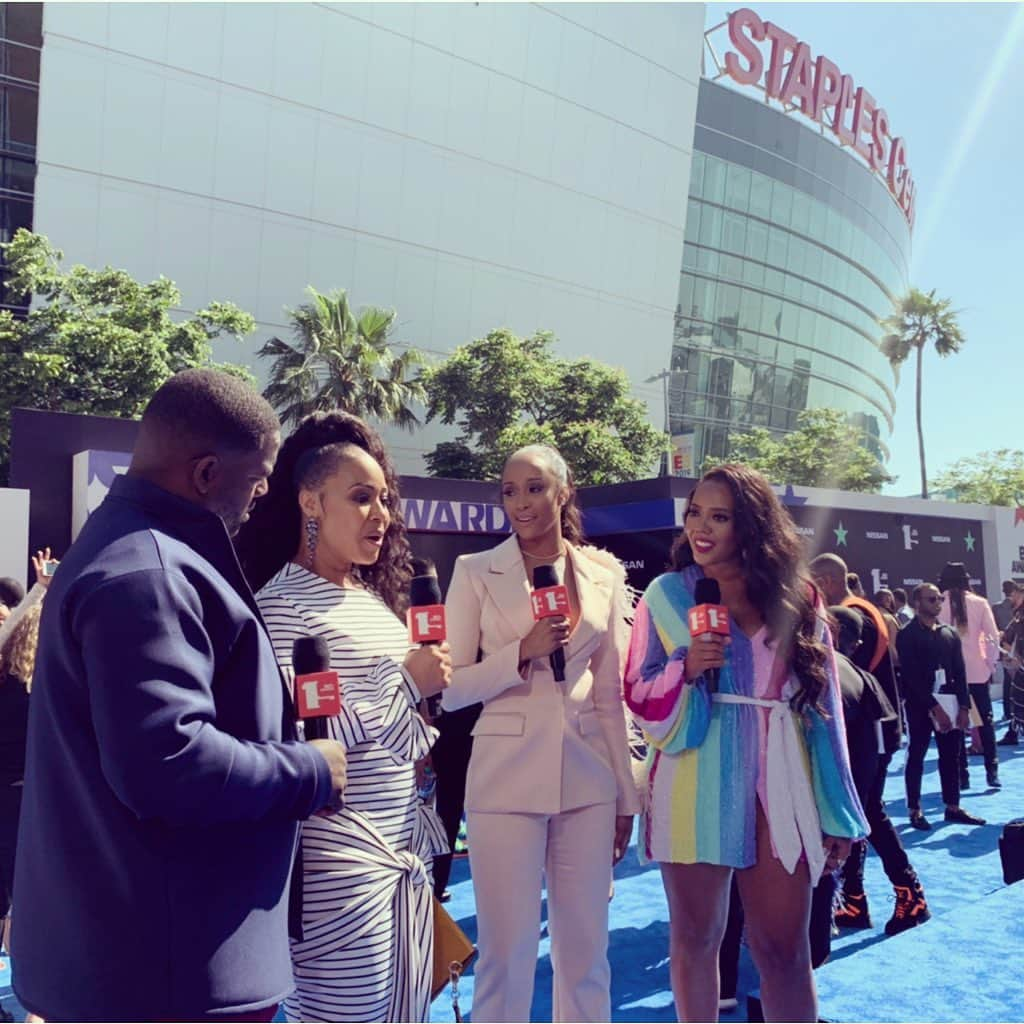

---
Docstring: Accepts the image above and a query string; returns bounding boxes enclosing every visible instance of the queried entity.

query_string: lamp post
[645,369,672,477]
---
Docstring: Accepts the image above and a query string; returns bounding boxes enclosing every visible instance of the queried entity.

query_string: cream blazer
[441,535,641,817]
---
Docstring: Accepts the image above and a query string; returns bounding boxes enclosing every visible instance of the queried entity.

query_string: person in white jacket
[442,444,639,1023]
[938,561,1001,789]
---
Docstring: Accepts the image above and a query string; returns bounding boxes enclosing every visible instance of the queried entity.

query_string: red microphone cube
[408,604,446,643]
[688,604,730,637]
[295,670,342,719]
[531,584,570,620]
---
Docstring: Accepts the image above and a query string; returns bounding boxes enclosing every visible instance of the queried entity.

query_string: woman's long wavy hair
[503,444,586,545]
[0,601,42,691]
[669,464,828,712]
[236,411,412,615]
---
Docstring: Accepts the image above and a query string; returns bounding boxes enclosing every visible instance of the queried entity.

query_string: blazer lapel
[565,546,613,659]
[481,535,536,641]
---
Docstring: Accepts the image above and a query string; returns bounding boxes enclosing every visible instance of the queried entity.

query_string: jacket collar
[106,474,260,616]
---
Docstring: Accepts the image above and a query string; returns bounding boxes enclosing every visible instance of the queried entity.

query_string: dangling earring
[304,517,320,568]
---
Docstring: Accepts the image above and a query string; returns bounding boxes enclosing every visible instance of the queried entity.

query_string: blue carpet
[2,737,1020,1022]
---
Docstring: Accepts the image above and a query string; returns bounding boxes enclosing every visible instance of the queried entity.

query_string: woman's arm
[803,617,869,840]
[258,590,435,765]
[441,557,526,711]
[590,571,642,815]
[623,593,711,752]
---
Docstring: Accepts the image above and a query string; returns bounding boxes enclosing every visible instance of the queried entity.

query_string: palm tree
[880,288,965,499]
[258,287,426,431]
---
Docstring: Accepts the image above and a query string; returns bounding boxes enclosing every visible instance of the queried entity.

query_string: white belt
[713,692,825,882]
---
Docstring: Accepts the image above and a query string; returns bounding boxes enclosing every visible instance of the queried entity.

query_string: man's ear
[191,454,221,496]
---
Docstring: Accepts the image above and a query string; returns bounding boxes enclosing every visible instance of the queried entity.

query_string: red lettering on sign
[780,41,814,116]
[723,7,765,86]
[763,21,798,99]
[719,8,915,229]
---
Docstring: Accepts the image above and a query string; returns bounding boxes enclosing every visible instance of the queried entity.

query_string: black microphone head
[532,563,560,589]
[410,558,442,606]
[293,636,331,675]
[694,577,721,606]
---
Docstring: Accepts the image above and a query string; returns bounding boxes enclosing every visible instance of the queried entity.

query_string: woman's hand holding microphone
[684,631,730,683]
[518,615,570,670]
[404,642,452,698]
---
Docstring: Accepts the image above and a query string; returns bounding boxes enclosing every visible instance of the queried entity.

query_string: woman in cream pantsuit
[442,444,640,1023]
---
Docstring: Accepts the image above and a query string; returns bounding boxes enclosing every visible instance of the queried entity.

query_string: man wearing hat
[937,562,1001,789]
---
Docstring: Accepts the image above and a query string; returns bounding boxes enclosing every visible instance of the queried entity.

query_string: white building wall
[33,1,704,471]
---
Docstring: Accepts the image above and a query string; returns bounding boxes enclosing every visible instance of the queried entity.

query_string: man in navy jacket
[13,370,348,1022]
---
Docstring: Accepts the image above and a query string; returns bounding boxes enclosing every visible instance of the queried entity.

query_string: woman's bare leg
[659,861,733,1022]
[735,807,816,1023]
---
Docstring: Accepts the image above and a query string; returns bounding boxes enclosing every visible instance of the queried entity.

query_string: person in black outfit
[429,702,481,901]
[810,554,924,934]
[897,583,985,830]
[998,585,1024,745]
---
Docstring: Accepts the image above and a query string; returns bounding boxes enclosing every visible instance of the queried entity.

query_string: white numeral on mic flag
[301,679,321,712]
[708,608,722,629]
[414,611,431,635]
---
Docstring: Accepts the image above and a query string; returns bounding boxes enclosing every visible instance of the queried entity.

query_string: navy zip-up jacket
[13,475,332,1021]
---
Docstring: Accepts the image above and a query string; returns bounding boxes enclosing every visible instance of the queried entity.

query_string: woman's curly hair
[235,411,412,615]
[669,463,828,712]
[0,601,42,691]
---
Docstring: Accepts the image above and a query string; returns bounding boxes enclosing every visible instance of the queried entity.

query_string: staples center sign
[715,8,916,230]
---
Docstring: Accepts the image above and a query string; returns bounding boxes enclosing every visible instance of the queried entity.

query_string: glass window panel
[703,156,727,205]
[716,283,741,328]
[722,211,746,254]
[748,171,772,218]
[771,181,793,224]
[791,190,811,235]
[677,275,695,318]
[684,205,700,245]
[688,152,705,198]
[719,253,743,282]
[724,164,751,211]
[695,246,719,275]
[766,227,788,269]
[763,267,785,296]
[742,259,765,289]
[682,244,698,269]
[746,220,769,263]
[761,299,785,337]
[699,205,721,248]
[740,290,762,332]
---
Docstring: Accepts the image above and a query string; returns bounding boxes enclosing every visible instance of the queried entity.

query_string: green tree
[0,230,255,484]
[258,287,425,431]
[715,408,894,492]
[932,449,1024,506]
[422,328,664,485]
[880,287,965,499]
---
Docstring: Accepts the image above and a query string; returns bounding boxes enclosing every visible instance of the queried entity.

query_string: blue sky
[704,2,1024,494]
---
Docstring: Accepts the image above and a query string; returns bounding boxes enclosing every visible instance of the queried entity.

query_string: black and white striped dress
[257,563,445,1023]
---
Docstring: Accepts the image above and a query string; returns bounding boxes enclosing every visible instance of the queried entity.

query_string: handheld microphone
[531,564,569,682]
[408,558,447,716]
[292,636,341,740]
[689,578,730,692]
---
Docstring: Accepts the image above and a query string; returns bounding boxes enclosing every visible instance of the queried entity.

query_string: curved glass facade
[671,79,911,468]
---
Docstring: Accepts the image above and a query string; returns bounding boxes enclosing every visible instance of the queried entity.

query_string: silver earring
[304,518,319,567]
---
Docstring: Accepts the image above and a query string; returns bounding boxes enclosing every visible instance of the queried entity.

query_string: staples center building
[670,8,912,472]
[3,3,909,474]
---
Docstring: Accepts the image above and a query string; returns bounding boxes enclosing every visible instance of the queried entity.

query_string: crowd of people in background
[0,368,1019,1024]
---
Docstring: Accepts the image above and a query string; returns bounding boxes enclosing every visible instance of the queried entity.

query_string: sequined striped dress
[624,566,866,872]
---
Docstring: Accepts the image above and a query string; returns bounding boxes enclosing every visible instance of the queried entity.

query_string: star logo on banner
[834,522,848,547]
[780,485,808,507]
[965,531,976,552]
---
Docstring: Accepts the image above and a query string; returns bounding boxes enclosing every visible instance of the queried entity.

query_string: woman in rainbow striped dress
[625,465,867,1023]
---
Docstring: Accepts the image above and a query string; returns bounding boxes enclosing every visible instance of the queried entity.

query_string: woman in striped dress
[236,411,451,1023]
[624,465,866,1023]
